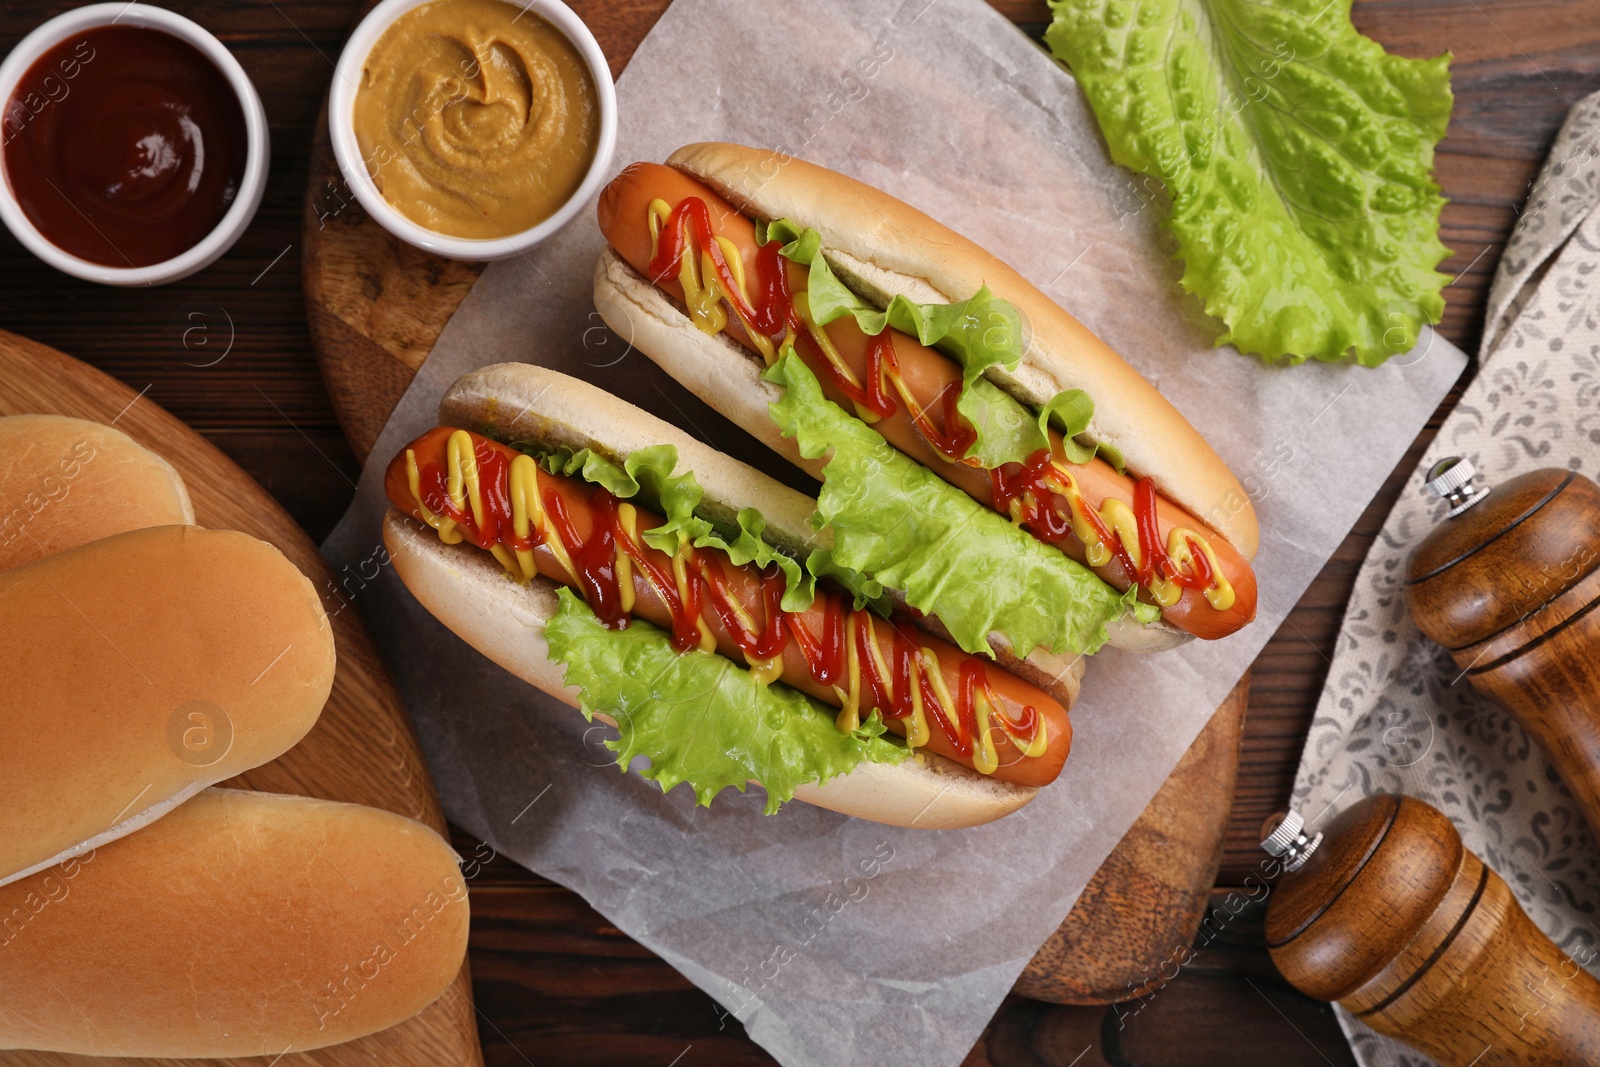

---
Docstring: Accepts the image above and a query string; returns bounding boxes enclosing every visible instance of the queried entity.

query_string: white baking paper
[322,2,1468,1063]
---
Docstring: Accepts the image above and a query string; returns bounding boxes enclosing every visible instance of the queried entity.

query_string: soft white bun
[594,251,1189,655]
[385,509,1042,829]
[0,413,193,573]
[663,142,1258,560]
[0,787,468,1057]
[0,525,336,887]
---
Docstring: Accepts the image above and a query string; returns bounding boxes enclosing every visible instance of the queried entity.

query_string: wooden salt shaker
[1405,458,1600,842]
[1262,795,1600,1066]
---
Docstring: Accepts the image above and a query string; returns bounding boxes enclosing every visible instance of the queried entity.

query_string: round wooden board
[0,330,483,1067]
[1018,672,1247,1004]
[302,0,1247,1009]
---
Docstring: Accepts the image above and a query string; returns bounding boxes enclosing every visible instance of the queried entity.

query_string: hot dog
[592,145,1260,649]
[382,364,1085,828]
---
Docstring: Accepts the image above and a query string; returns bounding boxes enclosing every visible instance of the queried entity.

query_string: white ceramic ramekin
[0,3,270,287]
[327,0,617,262]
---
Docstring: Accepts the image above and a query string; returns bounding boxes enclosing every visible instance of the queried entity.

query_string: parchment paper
[322,1,1468,1063]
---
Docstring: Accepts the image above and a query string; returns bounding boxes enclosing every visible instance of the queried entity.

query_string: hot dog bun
[0,787,468,1057]
[384,509,1045,828]
[0,414,193,572]
[0,525,336,887]
[658,142,1258,560]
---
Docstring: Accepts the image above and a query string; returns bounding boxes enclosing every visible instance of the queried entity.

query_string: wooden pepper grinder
[1262,794,1600,1066]
[1407,458,1600,842]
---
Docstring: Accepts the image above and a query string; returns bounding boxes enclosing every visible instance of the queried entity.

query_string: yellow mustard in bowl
[352,0,599,239]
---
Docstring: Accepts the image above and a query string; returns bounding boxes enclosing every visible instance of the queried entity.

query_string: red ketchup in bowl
[2,25,247,268]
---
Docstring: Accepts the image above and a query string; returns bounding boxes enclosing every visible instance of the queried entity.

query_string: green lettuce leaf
[1044,0,1451,365]
[525,442,820,611]
[806,546,887,613]
[532,441,651,499]
[711,506,821,613]
[545,588,906,813]
[765,219,1110,468]
[765,352,1148,659]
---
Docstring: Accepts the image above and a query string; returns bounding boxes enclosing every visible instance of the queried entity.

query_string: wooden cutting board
[1017,674,1246,1004]
[0,330,483,1067]
[300,0,1248,1006]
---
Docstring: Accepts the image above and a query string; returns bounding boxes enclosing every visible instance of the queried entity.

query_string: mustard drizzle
[832,610,1044,770]
[1030,457,1235,611]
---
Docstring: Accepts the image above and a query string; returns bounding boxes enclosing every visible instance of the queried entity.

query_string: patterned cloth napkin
[1292,88,1600,1066]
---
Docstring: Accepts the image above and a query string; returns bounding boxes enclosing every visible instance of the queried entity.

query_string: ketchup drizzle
[1133,476,1165,585]
[919,380,979,462]
[989,450,1082,547]
[750,238,797,339]
[649,197,762,330]
[824,329,896,420]
[988,451,1214,592]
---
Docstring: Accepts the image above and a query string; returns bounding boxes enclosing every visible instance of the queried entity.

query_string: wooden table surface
[2,0,1596,1064]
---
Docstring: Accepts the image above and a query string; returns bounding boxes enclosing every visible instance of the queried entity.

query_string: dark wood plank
[456,831,1358,1067]
[1018,678,1247,1005]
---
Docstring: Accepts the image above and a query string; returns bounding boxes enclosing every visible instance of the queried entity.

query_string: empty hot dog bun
[0,787,468,1057]
[0,414,193,572]
[385,510,1047,828]
[0,525,335,887]
[382,363,1087,829]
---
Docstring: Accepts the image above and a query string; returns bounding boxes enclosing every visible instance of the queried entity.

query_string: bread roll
[663,142,1259,559]
[384,509,1045,828]
[0,524,335,886]
[0,788,468,1057]
[0,414,192,573]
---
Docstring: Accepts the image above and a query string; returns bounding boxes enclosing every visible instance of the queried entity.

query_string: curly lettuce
[546,589,906,813]
[766,352,1149,659]
[1045,0,1452,365]
[528,442,819,610]
[764,219,1112,468]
